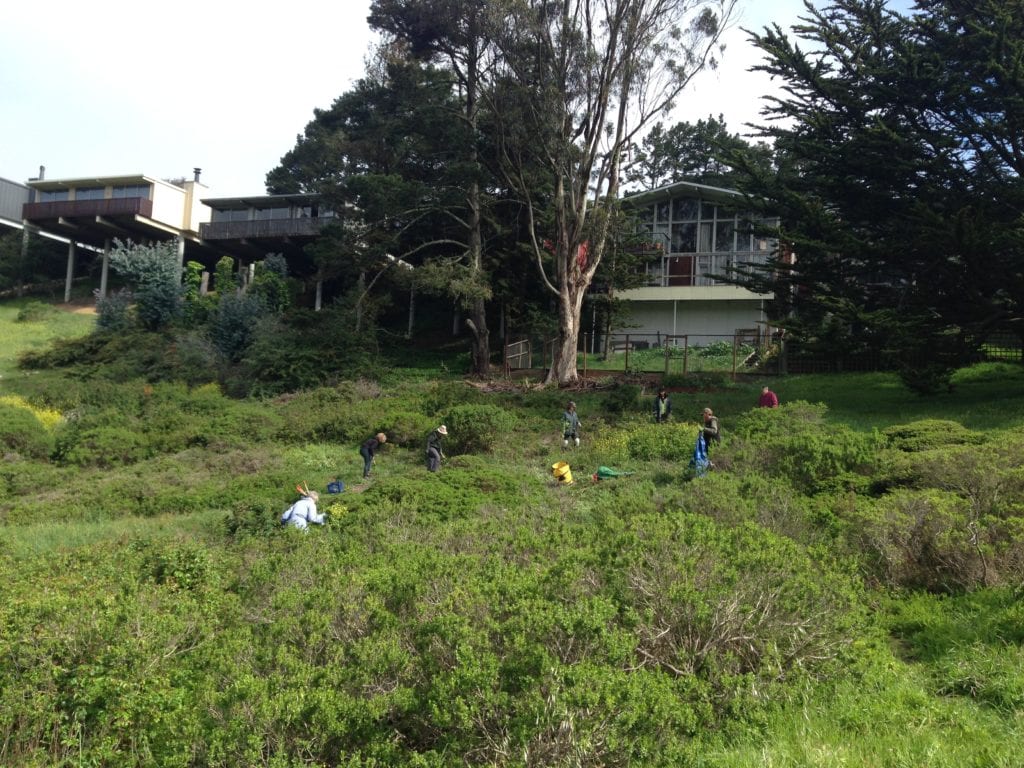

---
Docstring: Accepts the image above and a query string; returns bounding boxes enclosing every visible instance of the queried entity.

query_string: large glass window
[112,184,150,199]
[671,222,697,253]
[655,201,670,226]
[74,187,105,200]
[672,198,698,221]
[700,201,717,221]
[698,222,714,252]
[255,207,290,220]
[39,189,69,202]
[715,219,735,252]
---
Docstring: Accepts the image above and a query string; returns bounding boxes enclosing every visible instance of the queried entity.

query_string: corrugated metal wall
[0,177,30,226]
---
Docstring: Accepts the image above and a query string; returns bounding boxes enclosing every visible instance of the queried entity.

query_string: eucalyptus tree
[491,0,737,385]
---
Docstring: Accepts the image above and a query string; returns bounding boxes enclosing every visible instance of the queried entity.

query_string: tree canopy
[736,0,1024,391]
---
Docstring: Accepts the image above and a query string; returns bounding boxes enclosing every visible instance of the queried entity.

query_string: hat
[437,425,448,435]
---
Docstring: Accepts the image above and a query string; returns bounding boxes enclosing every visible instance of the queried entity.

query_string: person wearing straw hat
[426,425,447,472]
[359,432,387,478]
[280,488,324,530]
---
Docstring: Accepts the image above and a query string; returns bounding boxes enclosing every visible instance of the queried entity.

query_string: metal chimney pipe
[193,167,202,182]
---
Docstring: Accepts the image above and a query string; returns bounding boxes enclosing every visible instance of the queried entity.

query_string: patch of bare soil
[56,300,96,316]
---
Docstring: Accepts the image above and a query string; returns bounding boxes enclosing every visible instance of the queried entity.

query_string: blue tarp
[688,431,710,477]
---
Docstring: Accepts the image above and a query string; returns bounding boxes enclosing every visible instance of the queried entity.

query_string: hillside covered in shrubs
[1,305,1023,766]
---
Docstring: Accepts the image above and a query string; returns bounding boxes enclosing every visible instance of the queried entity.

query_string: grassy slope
[0,298,94,379]
[1,299,1021,765]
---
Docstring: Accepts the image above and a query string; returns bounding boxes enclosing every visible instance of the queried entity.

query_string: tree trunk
[467,296,490,376]
[545,283,585,385]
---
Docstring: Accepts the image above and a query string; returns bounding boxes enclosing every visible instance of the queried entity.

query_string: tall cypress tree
[737,0,1024,391]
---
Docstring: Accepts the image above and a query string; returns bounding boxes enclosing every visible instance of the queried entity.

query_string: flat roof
[622,179,745,206]
[201,192,322,210]
[26,174,198,192]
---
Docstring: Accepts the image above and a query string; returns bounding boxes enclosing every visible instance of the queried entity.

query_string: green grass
[0,297,94,379]
[0,509,226,559]
[776,364,1024,431]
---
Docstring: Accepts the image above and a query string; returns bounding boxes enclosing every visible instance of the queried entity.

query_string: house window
[74,187,105,201]
[39,189,69,202]
[655,200,670,225]
[112,184,150,199]
[672,198,697,221]
[255,207,290,220]
[671,222,696,252]
[715,219,735,252]
[698,222,714,252]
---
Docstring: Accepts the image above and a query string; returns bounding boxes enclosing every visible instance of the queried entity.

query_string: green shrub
[210,292,267,362]
[95,287,134,331]
[731,401,881,494]
[604,382,641,414]
[661,370,731,389]
[56,424,150,468]
[109,240,184,330]
[379,410,436,448]
[882,419,985,452]
[591,421,697,464]
[14,300,58,322]
[442,403,518,454]
[0,402,54,459]
[276,385,377,444]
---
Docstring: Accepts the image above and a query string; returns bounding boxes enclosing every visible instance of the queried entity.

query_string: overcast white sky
[0,0,902,196]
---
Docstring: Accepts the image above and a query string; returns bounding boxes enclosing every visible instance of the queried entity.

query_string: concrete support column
[64,241,77,303]
[176,235,185,271]
[99,238,111,299]
[315,278,323,311]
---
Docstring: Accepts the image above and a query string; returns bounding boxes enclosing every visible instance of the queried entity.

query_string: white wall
[150,180,186,230]
[611,299,764,345]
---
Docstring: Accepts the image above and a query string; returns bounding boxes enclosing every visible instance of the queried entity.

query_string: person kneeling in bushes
[280,490,324,530]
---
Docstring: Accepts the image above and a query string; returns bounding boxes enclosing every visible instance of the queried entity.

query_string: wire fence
[503,329,1023,377]
[504,331,773,376]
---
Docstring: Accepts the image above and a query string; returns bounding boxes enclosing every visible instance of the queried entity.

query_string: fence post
[732,334,738,381]
[683,336,689,374]
[664,338,670,376]
[624,334,630,372]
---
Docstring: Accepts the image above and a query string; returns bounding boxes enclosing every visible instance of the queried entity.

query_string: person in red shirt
[758,385,779,408]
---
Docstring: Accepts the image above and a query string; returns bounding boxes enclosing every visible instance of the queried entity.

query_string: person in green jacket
[562,401,581,448]
[653,388,672,423]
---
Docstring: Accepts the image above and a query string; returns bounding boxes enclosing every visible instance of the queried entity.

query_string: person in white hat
[280,489,324,530]
[426,425,447,472]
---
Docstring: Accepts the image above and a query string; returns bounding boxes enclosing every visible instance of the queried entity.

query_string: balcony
[23,197,153,220]
[200,218,326,241]
[644,251,771,287]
